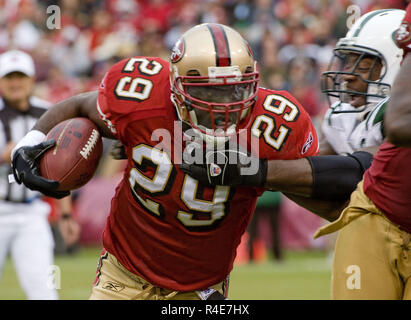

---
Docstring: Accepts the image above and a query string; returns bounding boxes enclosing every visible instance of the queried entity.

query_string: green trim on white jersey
[364,96,388,136]
[322,98,388,154]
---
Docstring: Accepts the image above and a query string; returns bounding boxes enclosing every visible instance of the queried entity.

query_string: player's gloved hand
[12,140,70,199]
[179,141,267,187]
[110,140,127,160]
[395,3,411,56]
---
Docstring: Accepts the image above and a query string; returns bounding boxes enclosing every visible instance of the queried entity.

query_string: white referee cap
[0,50,35,78]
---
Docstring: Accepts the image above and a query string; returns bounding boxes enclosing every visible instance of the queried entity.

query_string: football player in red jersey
[10,23,321,299]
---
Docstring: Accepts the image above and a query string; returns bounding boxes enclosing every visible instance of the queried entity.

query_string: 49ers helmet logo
[170,38,185,63]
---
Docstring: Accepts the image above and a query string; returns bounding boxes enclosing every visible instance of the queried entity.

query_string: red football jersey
[363,142,411,233]
[97,56,319,291]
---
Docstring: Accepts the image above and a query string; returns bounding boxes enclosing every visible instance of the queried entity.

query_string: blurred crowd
[0,0,407,117]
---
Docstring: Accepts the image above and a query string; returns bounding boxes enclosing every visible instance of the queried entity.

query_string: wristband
[243,158,267,187]
[307,151,373,200]
[10,130,46,161]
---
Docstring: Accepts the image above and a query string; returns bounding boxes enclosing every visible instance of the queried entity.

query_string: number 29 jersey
[97,56,319,291]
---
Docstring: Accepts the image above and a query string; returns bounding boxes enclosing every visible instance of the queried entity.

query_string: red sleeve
[250,89,319,160]
[96,56,171,141]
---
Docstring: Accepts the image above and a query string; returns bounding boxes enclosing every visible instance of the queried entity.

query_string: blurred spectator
[136,0,177,34]
[258,29,281,70]
[248,191,283,262]
[41,66,81,103]
[285,57,322,118]
[139,29,169,60]
[30,35,54,82]
[50,25,91,77]
[164,1,200,49]
[7,0,42,51]
[201,1,229,25]
[278,26,321,66]
[87,9,114,60]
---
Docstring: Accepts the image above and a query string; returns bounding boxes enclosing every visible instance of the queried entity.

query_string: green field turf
[0,246,331,300]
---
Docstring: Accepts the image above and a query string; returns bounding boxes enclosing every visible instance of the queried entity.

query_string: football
[39,117,103,191]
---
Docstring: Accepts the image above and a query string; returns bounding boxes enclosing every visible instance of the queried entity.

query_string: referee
[0,50,78,299]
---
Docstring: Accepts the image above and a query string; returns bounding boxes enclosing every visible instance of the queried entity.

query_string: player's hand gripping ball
[39,118,103,191]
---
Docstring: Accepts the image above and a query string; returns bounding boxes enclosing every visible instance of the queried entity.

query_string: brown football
[39,118,103,191]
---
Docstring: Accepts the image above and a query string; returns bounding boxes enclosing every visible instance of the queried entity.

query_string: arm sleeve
[307,151,374,200]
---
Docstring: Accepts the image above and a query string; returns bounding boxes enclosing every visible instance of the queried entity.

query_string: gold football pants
[89,250,228,300]
[315,181,411,300]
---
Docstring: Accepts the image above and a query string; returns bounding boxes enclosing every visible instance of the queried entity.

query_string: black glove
[179,141,267,187]
[110,140,127,160]
[12,140,70,199]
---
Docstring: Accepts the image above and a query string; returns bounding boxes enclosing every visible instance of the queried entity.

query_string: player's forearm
[283,193,347,222]
[385,54,411,147]
[33,93,86,134]
[264,152,373,201]
[31,91,115,138]
[265,158,347,221]
[264,158,313,197]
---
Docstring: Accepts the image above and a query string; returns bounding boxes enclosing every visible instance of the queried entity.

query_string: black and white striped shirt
[0,96,50,203]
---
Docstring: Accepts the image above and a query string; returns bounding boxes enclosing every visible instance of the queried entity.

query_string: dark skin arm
[283,193,347,222]
[263,146,378,222]
[384,53,411,147]
[277,123,341,222]
[32,91,115,139]
[264,158,345,222]
[265,158,313,197]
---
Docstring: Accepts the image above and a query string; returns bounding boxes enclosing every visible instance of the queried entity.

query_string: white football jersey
[321,97,388,155]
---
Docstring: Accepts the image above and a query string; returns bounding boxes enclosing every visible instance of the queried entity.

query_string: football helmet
[321,9,404,113]
[170,23,259,144]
